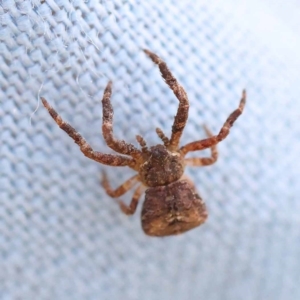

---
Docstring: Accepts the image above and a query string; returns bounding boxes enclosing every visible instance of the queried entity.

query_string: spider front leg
[184,125,218,166]
[41,98,134,167]
[144,50,189,151]
[101,81,140,157]
[180,90,246,156]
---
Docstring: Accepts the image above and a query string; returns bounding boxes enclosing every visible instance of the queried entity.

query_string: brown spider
[41,49,246,237]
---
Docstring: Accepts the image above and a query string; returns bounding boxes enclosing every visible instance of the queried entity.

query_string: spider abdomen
[141,180,208,237]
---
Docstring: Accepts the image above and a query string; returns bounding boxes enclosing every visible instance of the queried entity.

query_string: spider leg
[184,125,218,166]
[119,184,146,215]
[41,98,134,167]
[102,81,140,157]
[101,172,144,215]
[101,172,139,197]
[180,90,246,156]
[144,50,189,151]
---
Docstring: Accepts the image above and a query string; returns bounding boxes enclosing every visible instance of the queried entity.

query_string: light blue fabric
[1,1,300,299]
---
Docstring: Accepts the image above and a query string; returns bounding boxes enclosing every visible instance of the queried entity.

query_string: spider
[41,49,246,237]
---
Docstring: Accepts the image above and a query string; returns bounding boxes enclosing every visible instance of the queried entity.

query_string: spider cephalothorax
[138,144,184,187]
[42,49,246,237]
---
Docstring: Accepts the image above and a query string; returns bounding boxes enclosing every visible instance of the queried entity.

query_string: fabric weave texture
[1,1,300,300]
